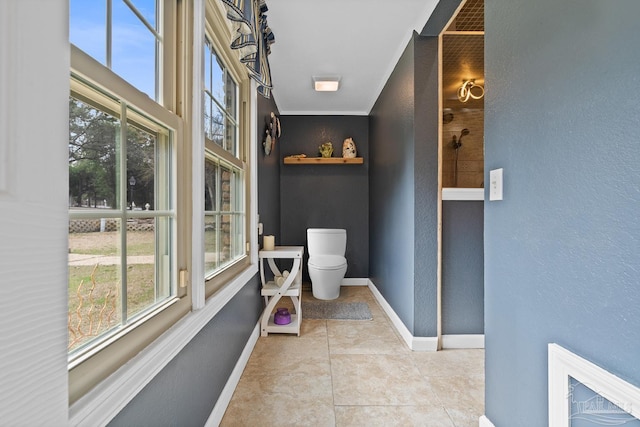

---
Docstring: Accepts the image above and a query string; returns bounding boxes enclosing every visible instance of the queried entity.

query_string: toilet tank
[307,228,346,256]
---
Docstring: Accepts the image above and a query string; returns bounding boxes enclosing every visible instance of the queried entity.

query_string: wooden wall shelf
[283,157,363,165]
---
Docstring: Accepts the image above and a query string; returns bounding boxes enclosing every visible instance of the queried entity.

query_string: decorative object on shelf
[274,307,291,325]
[284,154,307,160]
[342,137,357,158]
[457,79,484,103]
[263,235,275,251]
[318,142,333,158]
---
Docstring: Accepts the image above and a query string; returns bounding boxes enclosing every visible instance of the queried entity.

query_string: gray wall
[442,201,484,335]
[279,115,369,281]
[109,276,262,426]
[258,94,281,244]
[369,33,439,337]
[485,1,640,425]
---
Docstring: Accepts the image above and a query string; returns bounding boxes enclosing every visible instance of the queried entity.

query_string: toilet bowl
[307,229,348,300]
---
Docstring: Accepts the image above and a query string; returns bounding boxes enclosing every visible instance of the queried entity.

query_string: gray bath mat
[302,301,372,320]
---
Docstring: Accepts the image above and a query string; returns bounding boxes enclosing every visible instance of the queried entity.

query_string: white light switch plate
[489,168,503,201]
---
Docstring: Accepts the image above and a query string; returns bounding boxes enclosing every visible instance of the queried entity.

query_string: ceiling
[265,0,440,115]
[264,0,484,116]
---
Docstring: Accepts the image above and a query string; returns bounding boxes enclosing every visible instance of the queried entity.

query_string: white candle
[263,235,275,251]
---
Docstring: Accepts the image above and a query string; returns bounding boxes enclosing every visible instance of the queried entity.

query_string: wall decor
[263,111,281,155]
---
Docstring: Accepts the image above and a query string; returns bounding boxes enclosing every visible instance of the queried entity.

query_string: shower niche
[441,0,484,189]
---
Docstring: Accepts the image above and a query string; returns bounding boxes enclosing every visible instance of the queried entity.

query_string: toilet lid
[308,255,347,270]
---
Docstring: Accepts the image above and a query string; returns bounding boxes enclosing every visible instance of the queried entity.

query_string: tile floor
[221,286,484,427]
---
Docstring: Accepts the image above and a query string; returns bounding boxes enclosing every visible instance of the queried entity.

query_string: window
[202,30,249,293]
[68,77,175,356]
[68,0,187,404]
[70,0,162,102]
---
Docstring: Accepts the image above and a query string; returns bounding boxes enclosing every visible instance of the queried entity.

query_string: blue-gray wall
[442,201,484,335]
[279,115,369,281]
[485,1,640,425]
[369,33,439,337]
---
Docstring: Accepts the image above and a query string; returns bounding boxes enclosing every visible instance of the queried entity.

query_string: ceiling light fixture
[457,79,484,103]
[313,76,340,92]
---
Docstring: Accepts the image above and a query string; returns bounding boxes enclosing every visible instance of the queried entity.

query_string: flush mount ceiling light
[457,79,484,102]
[313,76,341,92]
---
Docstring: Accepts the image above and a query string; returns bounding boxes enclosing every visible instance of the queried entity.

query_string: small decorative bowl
[274,307,291,325]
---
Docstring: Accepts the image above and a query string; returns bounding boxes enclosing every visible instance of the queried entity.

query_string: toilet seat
[308,255,347,270]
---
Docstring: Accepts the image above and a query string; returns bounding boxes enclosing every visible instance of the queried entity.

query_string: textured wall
[369,33,440,337]
[485,1,640,425]
[279,115,369,281]
[257,94,281,244]
[369,36,417,333]
[442,201,484,335]
[109,276,262,426]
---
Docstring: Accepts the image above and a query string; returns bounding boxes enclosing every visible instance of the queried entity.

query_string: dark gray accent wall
[369,33,439,337]
[442,201,483,335]
[109,276,262,426]
[257,94,281,243]
[279,115,369,281]
[485,1,640,425]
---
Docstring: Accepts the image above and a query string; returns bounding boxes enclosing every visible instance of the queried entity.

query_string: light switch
[489,168,503,201]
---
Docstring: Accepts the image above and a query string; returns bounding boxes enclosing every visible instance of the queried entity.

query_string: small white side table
[259,246,304,336]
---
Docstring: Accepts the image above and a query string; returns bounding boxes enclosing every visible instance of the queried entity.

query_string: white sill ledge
[442,187,484,201]
[69,263,258,427]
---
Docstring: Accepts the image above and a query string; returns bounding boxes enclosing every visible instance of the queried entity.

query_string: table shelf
[259,246,304,337]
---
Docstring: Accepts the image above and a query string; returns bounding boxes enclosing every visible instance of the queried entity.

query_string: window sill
[68,263,258,426]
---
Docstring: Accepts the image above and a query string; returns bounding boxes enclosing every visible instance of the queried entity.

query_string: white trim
[548,343,640,427]
[191,0,206,310]
[442,187,484,201]
[277,109,369,116]
[479,415,496,427]
[341,278,369,286]
[204,322,260,427]
[249,80,259,266]
[442,334,485,349]
[367,280,438,352]
[68,264,257,427]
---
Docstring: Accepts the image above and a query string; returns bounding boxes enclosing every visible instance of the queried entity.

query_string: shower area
[441,0,484,188]
[439,0,485,349]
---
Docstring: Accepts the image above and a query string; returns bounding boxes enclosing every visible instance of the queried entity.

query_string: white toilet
[307,228,348,300]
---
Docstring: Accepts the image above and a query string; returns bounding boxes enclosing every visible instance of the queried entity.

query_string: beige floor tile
[221,373,336,427]
[411,349,484,378]
[327,319,409,355]
[335,405,455,427]
[331,354,438,406]
[429,374,484,427]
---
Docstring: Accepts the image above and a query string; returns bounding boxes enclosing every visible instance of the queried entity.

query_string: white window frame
[69,0,258,422]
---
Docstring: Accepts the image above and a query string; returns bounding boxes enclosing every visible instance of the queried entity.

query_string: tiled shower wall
[442,106,484,188]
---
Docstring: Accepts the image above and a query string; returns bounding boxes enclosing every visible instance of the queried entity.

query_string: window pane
[211,104,225,148]
[69,97,120,210]
[112,0,157,100]
[70,0,107,65]
[204,215,219,274]
[126,221,157,319]
[126,123,156,210]
[68,218,122,352]
[204,158,218,212]
[225,114,237,154]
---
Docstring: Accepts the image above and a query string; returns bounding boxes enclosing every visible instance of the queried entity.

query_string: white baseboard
[479,415,495,427]
[442,334,485,349]
[367,280,438,352]
[341,278,369,286]
[204,323,260,427]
